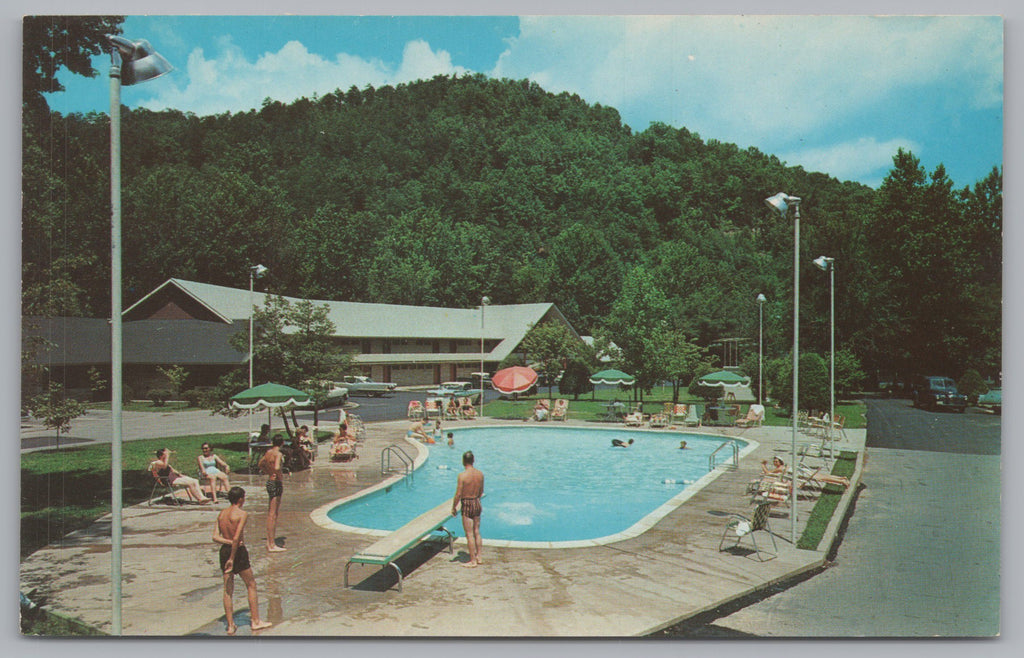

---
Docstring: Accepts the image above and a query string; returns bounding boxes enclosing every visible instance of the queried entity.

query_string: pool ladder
[381,445,414,482]
[708,440,739,471]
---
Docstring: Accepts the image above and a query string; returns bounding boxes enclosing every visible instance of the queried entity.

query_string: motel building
[23,278,582,397]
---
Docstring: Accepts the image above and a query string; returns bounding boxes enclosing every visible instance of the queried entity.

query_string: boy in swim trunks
[259,435,287,552]
[213,486,272,635]
[451,450,484,568]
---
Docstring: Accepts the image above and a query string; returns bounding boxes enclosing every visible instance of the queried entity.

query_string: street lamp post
[249,265,268,391]
[480,296,490,417]
[248,264,268,440]
[765,192,801,545]
[107,34,172,636]
[756,293,767,406]
[814,256,836,457]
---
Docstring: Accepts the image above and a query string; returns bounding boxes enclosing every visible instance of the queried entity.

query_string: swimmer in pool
[447,432,454,447]
[679,441,688,449]
[611,438,634,448]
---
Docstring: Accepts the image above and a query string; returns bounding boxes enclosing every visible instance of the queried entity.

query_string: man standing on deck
[258,434,287,552]
[212,486,272,635]
[451,451,485,567]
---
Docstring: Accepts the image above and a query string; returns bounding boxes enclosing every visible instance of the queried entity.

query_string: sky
[41,14,1002,189]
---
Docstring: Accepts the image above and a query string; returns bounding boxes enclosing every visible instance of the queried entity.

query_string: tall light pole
[814,256,836,457]
[756,293,767,406]
[479,296,490,417]
[249,265,268,391]
[107,34,172,636]
[765,191,801,545]
[248,264,268,438]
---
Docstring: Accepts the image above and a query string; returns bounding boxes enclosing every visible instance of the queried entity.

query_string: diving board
[343,499,457,592]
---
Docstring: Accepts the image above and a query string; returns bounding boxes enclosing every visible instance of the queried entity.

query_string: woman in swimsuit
[197,443,231,502]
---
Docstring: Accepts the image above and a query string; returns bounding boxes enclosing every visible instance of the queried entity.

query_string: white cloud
[140,38,467,116]
[778,137,920,188]
[489,15,1002,147]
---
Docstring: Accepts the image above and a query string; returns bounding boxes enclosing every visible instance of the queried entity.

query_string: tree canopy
[22,70,1002,385]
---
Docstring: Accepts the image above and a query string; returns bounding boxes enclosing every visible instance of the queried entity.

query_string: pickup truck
[340,375,398,397]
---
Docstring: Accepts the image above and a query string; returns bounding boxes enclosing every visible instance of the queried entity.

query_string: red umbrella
[490,366,538,394]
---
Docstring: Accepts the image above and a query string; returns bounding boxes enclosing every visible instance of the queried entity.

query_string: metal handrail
[708,440,740,471]
[381,445,414,481]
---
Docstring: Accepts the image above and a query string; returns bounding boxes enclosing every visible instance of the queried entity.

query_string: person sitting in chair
[152,448,209,504]
[330,424,359,461]
[197,443,231,502]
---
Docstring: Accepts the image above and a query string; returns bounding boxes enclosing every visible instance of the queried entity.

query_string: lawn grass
[482,387,866,429]
[20,432,253,559]
[87,400,200,412]
[796,451,859,550]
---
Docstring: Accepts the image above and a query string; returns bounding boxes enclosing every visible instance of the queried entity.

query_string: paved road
[669,398,1001,638]
[18,389,506,451]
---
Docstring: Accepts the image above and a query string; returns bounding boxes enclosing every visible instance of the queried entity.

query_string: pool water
[324,426,751,546]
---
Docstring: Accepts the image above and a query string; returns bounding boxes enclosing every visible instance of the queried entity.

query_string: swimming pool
[313,425,757,548]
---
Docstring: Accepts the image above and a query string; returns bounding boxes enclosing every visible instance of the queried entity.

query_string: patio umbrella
[696,370,751,388]
[589,368,636,385]
[229,382,313,410]
[491,366,539,395]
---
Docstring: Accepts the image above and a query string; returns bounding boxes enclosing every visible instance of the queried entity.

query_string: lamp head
[764,192,801,217]
[756,293,767,304]
[813,256,835,271]
[251,264,268,278]
[481,296,491,306]
[108,35,172,86]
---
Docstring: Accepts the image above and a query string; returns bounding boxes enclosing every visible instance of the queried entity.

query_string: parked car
[294,383,348,410]
[426,381,482,404]
[910,375,967,412]
[977,387,1001,414]
[428,381,477,397]
[340,375,397,397]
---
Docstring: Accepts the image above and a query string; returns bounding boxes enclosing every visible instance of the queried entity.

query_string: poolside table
[603,401,627,421]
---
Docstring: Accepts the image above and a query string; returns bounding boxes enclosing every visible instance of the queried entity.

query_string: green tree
[223,295,351,431]
[605,265,672,399]
[520,321,583,401]
[558,359,594,400]
[650,329,713,404]
[768,352,830,414]
[23,16,124,114]
[28,382,87,449]
[157,365,189,400]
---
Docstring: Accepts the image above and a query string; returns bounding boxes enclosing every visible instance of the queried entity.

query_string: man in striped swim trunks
[451,450,485,568]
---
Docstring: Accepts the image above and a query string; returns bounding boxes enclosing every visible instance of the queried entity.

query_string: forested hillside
[22,72,1001,382]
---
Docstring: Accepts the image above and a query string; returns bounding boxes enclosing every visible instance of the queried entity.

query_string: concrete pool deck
[19,417,865,637]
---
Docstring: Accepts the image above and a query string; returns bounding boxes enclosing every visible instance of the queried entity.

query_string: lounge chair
[683,404,702,427]
[407,400,424,420]
[735,404,765,428]
[648,408,669,428]
[670,404,688,424]
[530,399,551,421]
[550,398,569,421]
[718,501,777,561]
[458,397,477,419]
[623,407,644,427]
[424,399,441,419]
[148,468,184,507]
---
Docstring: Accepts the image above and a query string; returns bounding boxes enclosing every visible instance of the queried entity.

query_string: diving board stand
[344,499,457,592]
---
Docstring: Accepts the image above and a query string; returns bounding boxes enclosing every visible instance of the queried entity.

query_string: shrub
[147,389,171,407]
[958,369,987,405]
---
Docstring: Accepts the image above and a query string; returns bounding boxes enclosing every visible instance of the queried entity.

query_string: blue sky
[43,14,1003,189]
